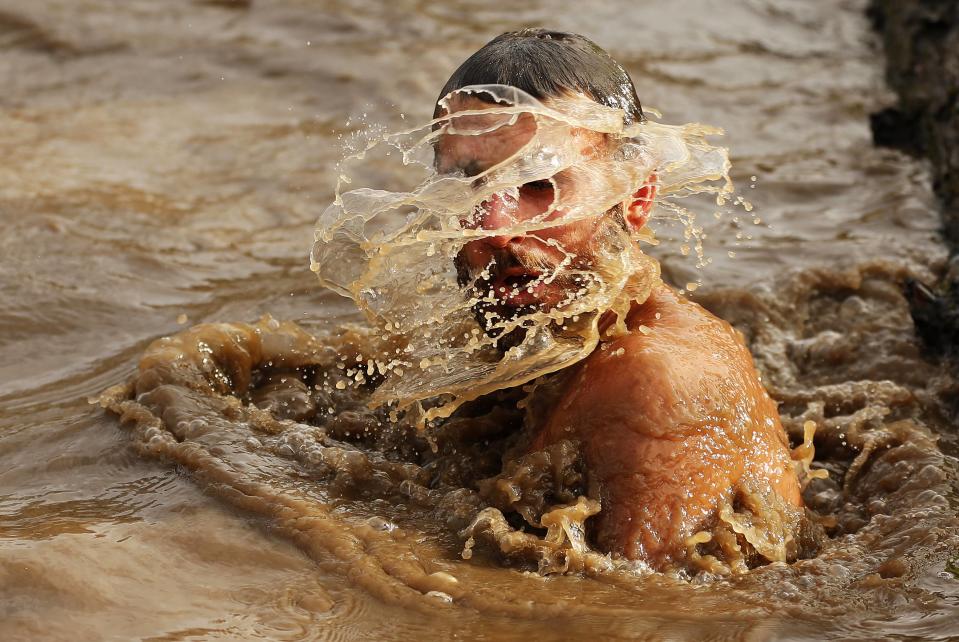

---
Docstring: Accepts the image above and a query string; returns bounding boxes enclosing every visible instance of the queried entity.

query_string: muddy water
[2,0,958,640]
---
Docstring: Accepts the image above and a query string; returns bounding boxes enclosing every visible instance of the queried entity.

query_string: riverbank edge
[869,0,959,358]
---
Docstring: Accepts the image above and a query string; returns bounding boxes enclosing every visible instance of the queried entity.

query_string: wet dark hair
[434,29,645,125]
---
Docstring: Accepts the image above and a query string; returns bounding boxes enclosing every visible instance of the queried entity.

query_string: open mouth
[494,267,543,299]
[500,272,540,291]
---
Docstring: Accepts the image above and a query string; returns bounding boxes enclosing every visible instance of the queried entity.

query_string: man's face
[436,95,632,329]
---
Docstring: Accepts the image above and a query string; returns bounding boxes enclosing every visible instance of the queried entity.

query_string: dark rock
[904,277,959,356]
[870,0,959,357]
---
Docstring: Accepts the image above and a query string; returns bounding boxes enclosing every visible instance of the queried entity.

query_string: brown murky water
[2,1,958,640]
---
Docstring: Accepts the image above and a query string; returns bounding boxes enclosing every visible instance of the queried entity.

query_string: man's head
[433,29,645,126]
[433,30,657,331]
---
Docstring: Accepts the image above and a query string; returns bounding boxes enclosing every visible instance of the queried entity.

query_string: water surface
[2,1,957,639]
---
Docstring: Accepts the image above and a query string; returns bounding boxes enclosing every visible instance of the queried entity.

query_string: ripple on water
[3,0,959,639]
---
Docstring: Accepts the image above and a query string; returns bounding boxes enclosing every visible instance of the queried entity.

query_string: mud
[3,1,959,640]
[98,308,821,578]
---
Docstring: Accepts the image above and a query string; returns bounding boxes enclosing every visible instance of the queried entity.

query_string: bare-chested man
[435,29,802,569]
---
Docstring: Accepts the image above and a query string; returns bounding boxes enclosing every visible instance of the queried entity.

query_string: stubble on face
[454,238,601,351]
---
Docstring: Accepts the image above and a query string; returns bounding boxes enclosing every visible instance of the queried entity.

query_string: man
[434,30,803,570]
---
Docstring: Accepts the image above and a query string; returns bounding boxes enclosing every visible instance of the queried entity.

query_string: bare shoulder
[557,286,762,437]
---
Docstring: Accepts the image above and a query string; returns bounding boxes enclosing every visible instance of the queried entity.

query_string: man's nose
[471,192,522,248]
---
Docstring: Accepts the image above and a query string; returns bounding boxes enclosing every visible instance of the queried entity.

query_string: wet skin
[438,95,802,568]
[530,286,802,567]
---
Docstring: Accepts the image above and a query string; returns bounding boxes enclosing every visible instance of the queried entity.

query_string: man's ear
[625,173,658,230]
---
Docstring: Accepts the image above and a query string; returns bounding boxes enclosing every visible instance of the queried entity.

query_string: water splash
[311,85,732,424]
